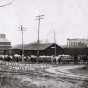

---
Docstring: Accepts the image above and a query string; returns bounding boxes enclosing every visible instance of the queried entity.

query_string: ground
[0,61,88,88]
[69,65,88,76]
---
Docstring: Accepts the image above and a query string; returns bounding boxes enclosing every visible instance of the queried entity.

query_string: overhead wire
[0,0,14,7]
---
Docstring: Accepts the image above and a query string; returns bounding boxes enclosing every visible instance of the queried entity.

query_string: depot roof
[13,43,62,50]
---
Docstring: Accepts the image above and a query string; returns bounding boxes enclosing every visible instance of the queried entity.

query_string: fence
[0,61,50,73]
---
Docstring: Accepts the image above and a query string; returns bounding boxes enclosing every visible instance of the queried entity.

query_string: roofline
[67,38,88,41]
[12,43,62,50]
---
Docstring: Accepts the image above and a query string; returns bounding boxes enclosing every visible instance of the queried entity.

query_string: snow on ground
[46,65,85,74]
[14,74,77,88]
[0,61,88,88]
[45,65,88,80]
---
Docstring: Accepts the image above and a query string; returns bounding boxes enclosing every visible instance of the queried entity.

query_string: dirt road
[0,63,87,88]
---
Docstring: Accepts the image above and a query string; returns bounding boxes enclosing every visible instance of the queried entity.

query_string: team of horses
[0,54,88,64]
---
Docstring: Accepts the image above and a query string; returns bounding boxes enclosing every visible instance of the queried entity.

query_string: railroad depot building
[0,34,11,55]
[12,43,64,56]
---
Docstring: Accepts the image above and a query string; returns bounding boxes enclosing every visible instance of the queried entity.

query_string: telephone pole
[18,25,25,62]
[36,15,44,59]
[54,30,56,56]
[36,15,44,44]
[0,0,14,87]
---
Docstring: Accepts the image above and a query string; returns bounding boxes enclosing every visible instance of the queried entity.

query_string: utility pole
[0,0,14,87]
[36,15,44,60]
[36,15,44,44]
[18,25,25,63]
[54,30,56,57]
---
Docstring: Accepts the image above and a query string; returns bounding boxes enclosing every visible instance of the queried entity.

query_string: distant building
[67,38,88,48]
[12,43,63,56]
[0,34,11,55]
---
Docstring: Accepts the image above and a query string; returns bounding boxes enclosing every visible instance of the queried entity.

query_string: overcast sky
[0,0,88,46]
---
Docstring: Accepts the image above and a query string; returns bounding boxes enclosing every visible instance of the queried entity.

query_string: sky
[0,0,88,46]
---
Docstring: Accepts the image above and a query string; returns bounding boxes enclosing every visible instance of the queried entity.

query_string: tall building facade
[67,38,88,48]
